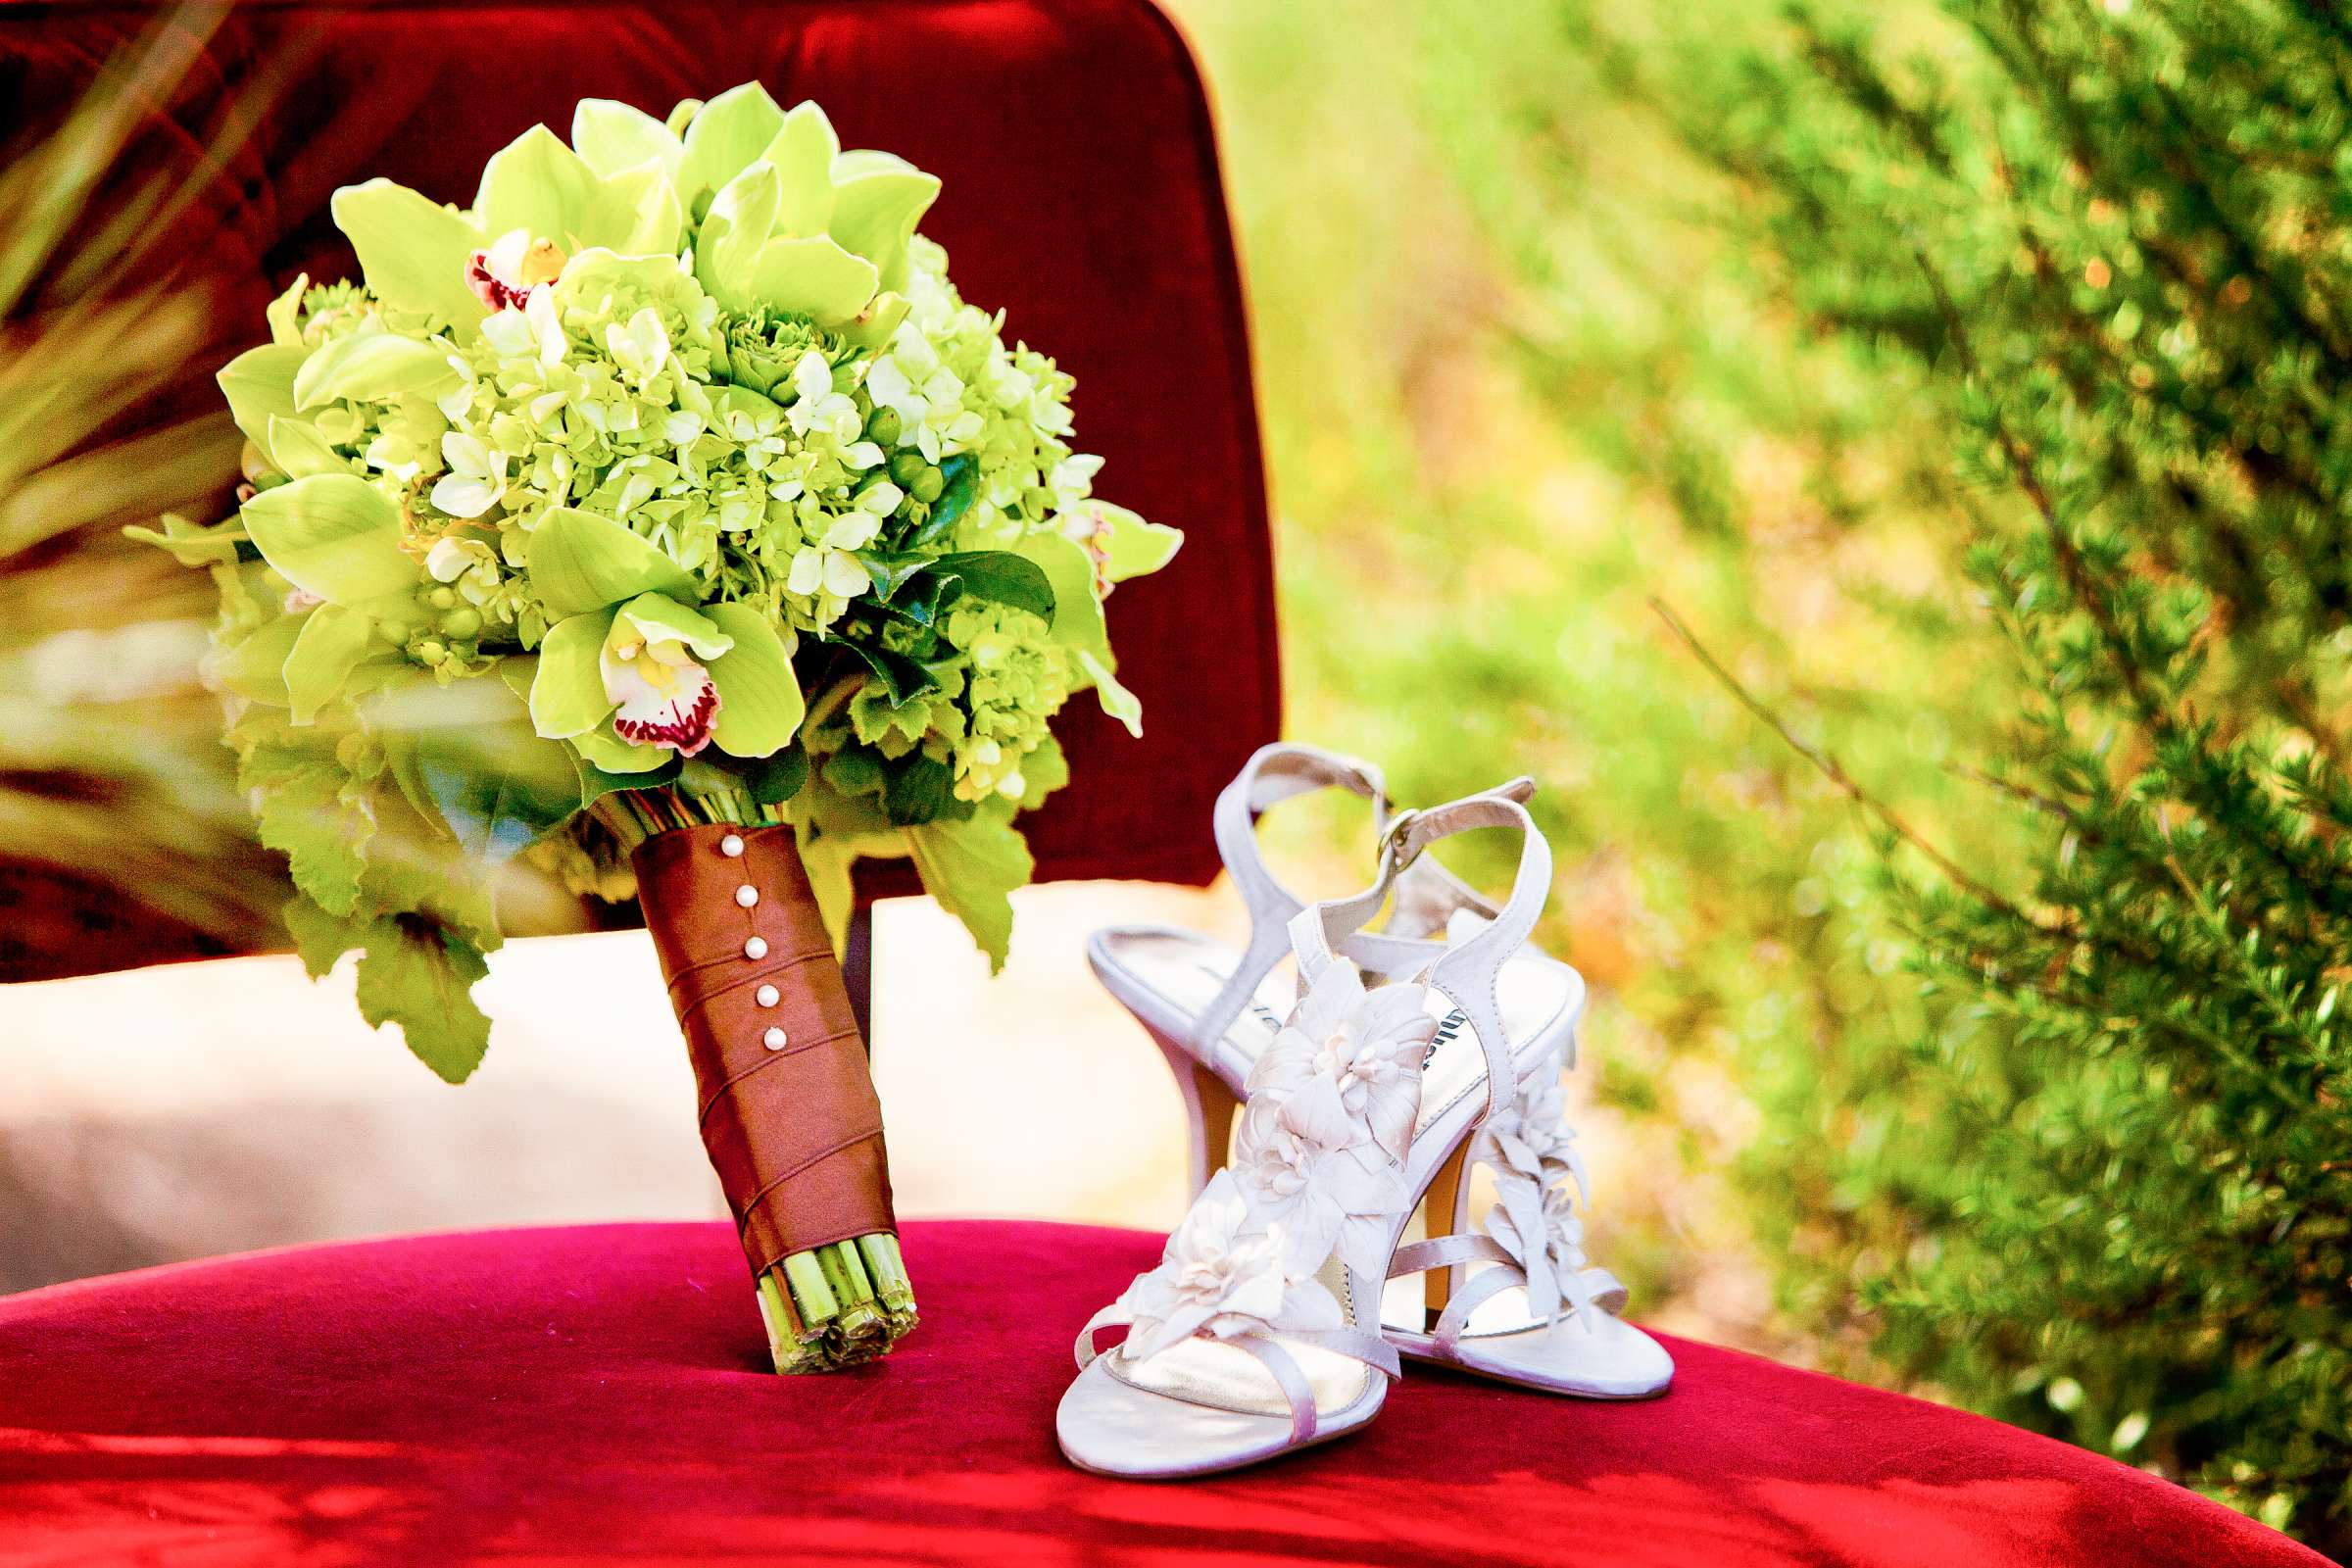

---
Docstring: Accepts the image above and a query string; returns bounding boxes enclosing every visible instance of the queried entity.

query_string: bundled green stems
[597,783,917,1373]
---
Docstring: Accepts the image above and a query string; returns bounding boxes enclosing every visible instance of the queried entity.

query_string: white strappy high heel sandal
[1059,792,1650,1479]
[1087,745,1672,1401]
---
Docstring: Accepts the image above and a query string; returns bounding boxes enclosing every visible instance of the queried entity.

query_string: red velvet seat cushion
[0,1220,2320,1565]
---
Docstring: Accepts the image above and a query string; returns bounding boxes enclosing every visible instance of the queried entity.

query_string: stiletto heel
[1148,1025,1242,1194]
[1420,1143,1469,1331]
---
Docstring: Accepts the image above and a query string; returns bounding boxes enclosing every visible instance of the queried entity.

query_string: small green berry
[865,408,902,447]
[428,586,459,610]
[910,465,946,504]
[415,639,449,666]
[439,607,483,639]
[889,451,927,488]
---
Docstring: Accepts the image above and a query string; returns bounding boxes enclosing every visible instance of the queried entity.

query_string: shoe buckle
[1379,808,1425,871]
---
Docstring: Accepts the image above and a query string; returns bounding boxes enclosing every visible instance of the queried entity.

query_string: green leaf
[1093,502,1184,583]
[704,602,805,758]
[257,764,374,918]
[906,803,1034,972]
[354,915,493,1084]
[1017,732,1069,809]
[283,604,379,723]
[330,178,486,324]
[211,613,307,705]
[858,550,939,604]
[795,825,858,956]
[924,551,1055,621]
[678,81,787,205]
[882,754,954,826]
[574,752,680,812]
[293,331,465,412]
[820,633,938,706]
[280,893,359,979]
[571,97,681,178]
[240,473,417,606]
[906,452,979,548]
[821,748,887,800]
[746,234,878,324]
[827,152,939,293]
[526,506,698,617]
[217,343,307,453]
[526,611,616,738]
[415,718,583,860]
[848,678,935,752]
[745,743,808,806]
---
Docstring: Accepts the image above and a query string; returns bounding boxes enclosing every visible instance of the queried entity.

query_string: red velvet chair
[0,0,1280,982]
[0,5,2327,1564]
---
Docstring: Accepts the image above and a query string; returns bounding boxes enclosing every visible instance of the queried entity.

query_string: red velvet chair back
[0,0,1278,976]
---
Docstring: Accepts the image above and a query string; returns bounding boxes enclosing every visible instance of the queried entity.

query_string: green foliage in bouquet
[1448,0,2352,1545]
[139,86,1179,1082]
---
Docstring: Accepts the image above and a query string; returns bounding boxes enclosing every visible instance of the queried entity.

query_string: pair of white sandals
[1057,745,1673,1479]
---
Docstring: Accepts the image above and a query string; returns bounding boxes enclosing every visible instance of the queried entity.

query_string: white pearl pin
[735,885,759,907]
[743,936,768,960]
[719,833,745,858]
[756,984,780,1006]
[762,1027,789,1051]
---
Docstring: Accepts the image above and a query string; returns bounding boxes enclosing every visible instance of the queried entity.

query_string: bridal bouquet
[136,85,1179,1370]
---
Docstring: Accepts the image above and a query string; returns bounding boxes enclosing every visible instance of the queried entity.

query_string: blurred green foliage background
[1168,0,2349,1549]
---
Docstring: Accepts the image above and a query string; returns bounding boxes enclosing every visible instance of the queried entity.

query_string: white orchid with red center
[1115,1171,1342,1362]
[1235,960,1437,1280]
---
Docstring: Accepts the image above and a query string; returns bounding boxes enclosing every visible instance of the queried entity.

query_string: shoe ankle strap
[1290,786,1552,1122]
[1195,746,1540,1057]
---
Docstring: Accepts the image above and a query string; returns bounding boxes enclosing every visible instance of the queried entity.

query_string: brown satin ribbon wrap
[630,823,896,1278]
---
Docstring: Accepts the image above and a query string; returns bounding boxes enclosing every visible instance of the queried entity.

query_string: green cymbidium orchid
[523,506,803,771]
[330,123,684,328]
[572,84,937,331]
[217,472,429,723]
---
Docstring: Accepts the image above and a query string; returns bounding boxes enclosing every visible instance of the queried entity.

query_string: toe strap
[1076,1301,1134,1370]
[1234,1334,1319,1446]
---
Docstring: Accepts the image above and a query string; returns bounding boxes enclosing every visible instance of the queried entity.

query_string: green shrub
[1431,0,2352,1544]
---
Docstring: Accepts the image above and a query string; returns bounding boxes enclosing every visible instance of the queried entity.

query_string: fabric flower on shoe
[1485,1161,1596,1329]
[1472,1060,1590,1206]
[1117,1172,1341,1361]
[1248,959,1434,1164]
[1233,961,1438,1280]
